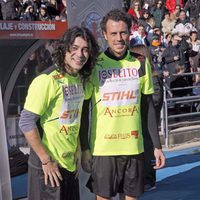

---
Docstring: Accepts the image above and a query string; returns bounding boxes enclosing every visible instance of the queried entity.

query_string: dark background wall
[0,39,46,116]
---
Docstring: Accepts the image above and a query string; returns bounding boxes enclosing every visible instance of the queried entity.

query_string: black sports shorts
[86,153,144,198]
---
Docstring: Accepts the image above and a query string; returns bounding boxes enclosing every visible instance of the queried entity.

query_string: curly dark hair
[100,9,132,33]
[53,26,99,81]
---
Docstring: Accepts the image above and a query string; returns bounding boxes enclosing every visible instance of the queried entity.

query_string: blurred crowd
[0,0,67,21]
[2,0,200,98]
[124,0,200,98]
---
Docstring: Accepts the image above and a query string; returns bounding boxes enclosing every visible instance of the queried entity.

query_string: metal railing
[160,72,200,148]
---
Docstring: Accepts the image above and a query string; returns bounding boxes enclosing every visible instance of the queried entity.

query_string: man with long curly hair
[19,26,99,200]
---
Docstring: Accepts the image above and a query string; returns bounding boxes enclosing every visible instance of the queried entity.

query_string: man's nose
[77,48,84,57]
[116,33,122,40]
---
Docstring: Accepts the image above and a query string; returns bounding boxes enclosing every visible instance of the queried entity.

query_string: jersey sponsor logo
[104,131,139,140]
[102,90,137,101]
[104,133,131,140]
[99,68,138,82]
[62,151,73,158]
[59,125,79,135]
[52,73,64,79]
[63,84,84,100]
[131,130,139,138]
[99,68,139,107]
[59,83,84,125]
[60,110,79,119]
[60,125,68,135]
[104,106,138,117]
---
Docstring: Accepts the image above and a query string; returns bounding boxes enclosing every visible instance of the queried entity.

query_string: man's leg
[125,196,137,200]
[118,193,137,200]
[96,195,110,200]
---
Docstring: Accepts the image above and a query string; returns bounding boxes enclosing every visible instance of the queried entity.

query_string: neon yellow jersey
[88,51,154,156]
[24,70,86,172]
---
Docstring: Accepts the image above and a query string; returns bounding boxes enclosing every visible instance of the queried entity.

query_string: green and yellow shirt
[24,70,87,171]
[86,50,154,156]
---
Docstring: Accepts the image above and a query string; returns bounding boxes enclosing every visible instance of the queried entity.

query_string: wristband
[42,160,51,165]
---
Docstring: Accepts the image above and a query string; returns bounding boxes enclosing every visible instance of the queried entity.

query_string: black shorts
[28,165,80,200]
[86,153,144,198]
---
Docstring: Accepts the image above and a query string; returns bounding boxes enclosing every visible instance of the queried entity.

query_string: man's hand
[174,55,179,61]
[153,148,165,169]
[42,161,62,187]
[81,149,92,173]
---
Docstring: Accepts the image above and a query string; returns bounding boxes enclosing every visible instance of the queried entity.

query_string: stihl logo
[102,90,137,101]
[60,110,79,119]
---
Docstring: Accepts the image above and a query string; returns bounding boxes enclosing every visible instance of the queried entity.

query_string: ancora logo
[104,106,138,117]
[59,125,79,135]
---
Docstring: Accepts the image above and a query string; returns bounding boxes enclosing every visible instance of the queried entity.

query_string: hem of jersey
[91,150,144,156]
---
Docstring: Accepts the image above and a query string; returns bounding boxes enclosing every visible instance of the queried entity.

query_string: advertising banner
[67,0,123,50]
[0,21,68,39]
[6,116,27,147]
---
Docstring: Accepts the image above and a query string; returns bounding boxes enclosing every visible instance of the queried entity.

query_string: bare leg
[125,196,137,200]
[96,195,111,200]
[118,193,137,200]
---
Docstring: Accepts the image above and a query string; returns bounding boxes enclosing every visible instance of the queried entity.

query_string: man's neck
[104,48,127,61]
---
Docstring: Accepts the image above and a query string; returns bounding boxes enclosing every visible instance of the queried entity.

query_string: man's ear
[103,31,107,41]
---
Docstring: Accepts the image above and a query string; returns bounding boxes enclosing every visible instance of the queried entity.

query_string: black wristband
[42,160,51,165]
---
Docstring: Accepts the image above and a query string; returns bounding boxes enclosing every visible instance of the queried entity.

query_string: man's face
[172,37,179,46]
[165,13,170,19]
[103,19,129,57]
[137,26,145,35]
[157,1,162,7]
[40,8,46,16]
[191,33,197,41]
[64,37,89,75]
[179,12,186,21]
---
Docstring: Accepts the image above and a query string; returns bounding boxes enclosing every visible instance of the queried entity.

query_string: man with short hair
[173,10,195,37]
[80,9,165,200]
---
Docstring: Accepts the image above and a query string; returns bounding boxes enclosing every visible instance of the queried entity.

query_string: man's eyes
[70,46,89,53]
[111,32,128,36]
[71,46,78,51]
[83,48,89,53]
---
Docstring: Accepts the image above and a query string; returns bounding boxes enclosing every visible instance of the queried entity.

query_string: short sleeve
[142,58,154,95]
[24,74,56,115]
